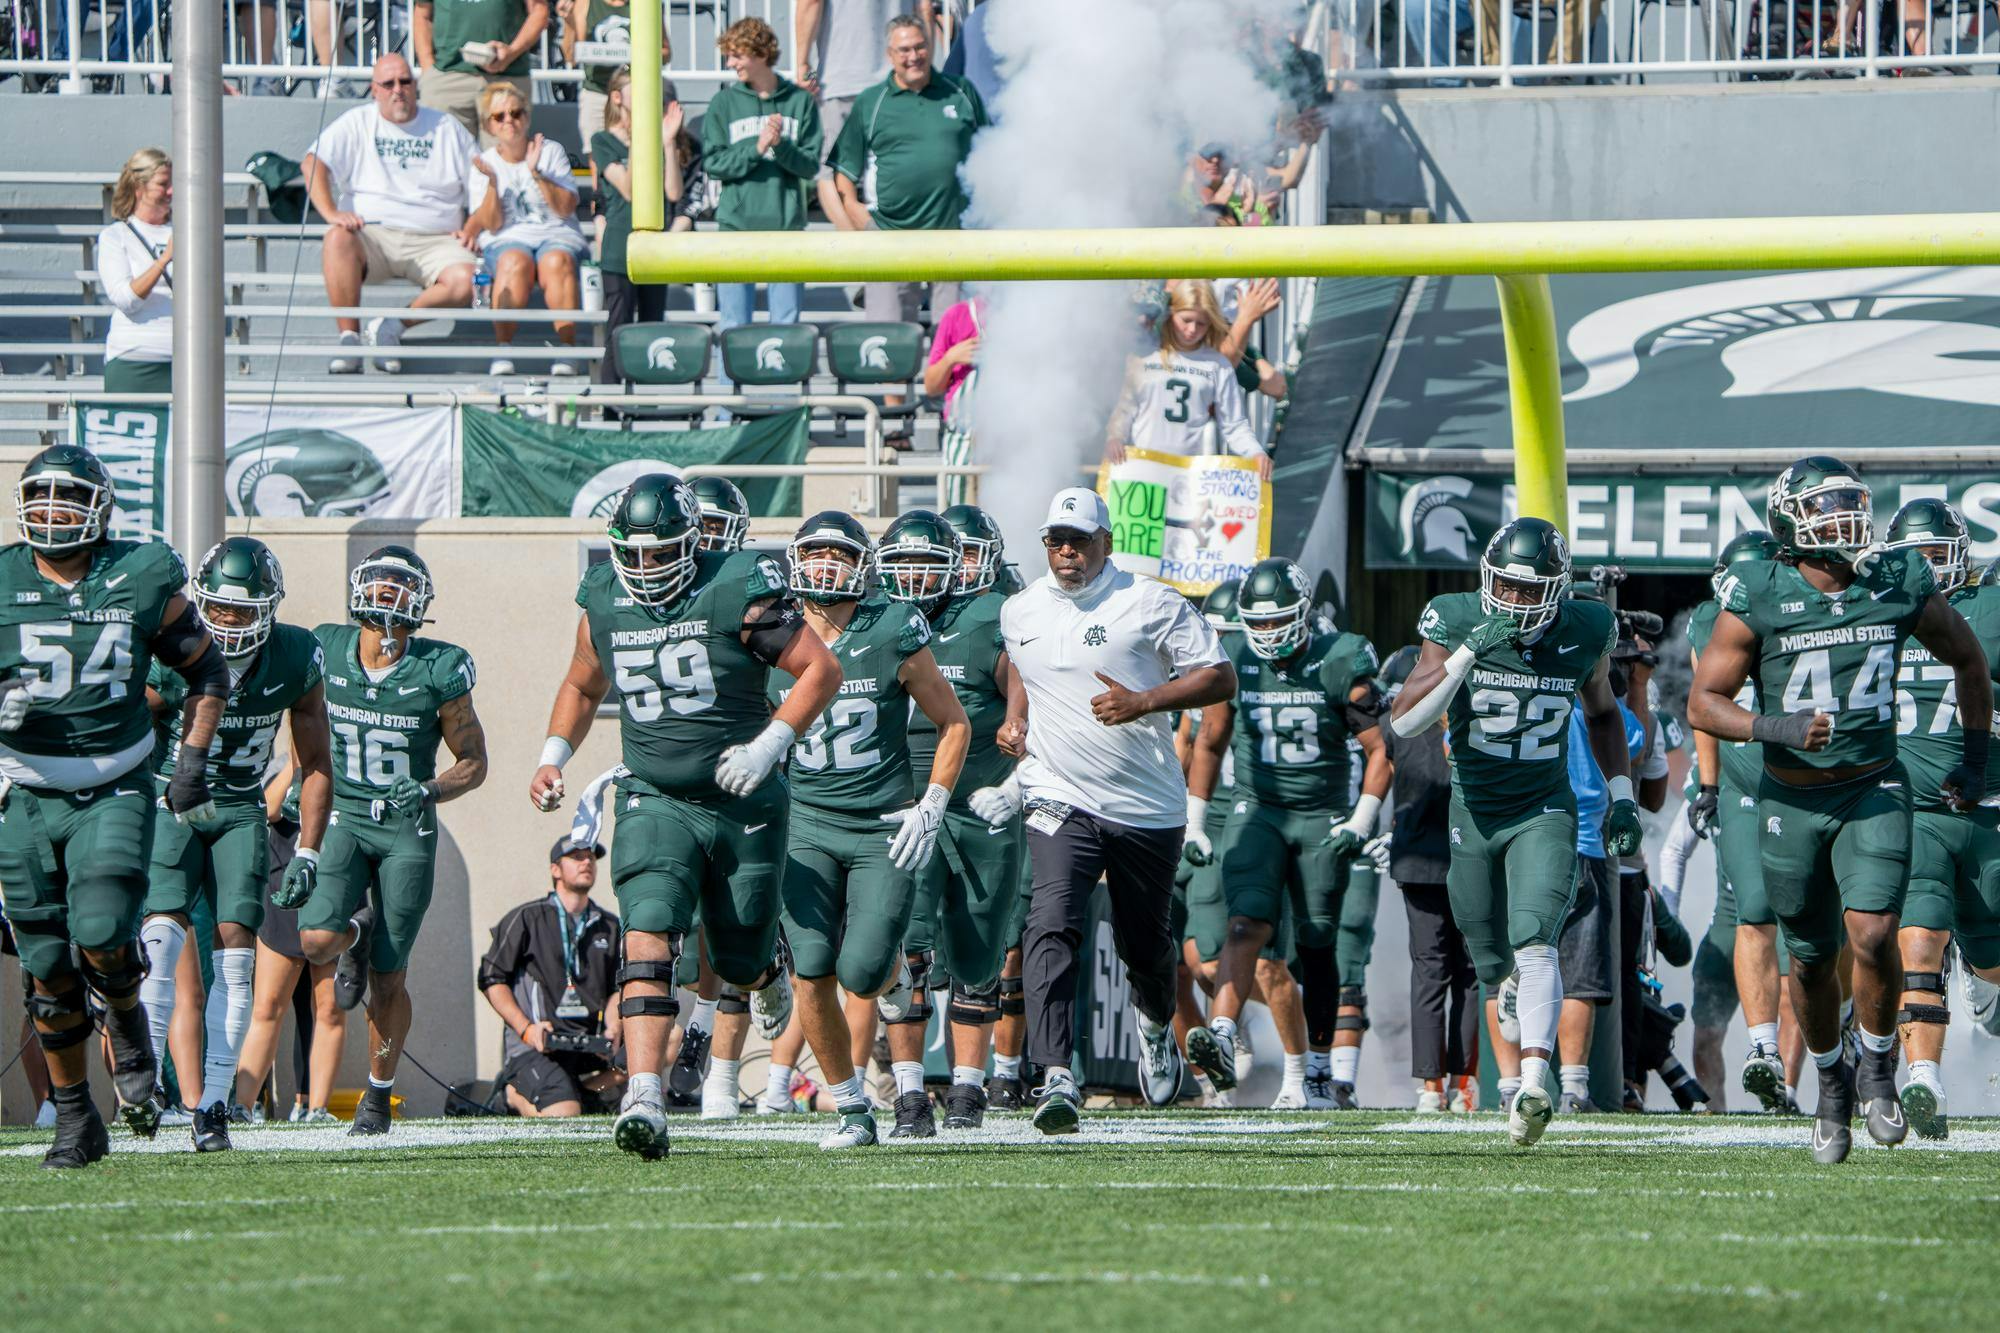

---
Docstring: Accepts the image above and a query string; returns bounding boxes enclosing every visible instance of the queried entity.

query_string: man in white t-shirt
[304,54,480,374]
[996,488,1237,1134]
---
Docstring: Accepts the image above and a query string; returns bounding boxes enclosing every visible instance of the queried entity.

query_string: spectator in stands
[794,0,898,228]
[1401,0,1478,83]
[1186,143,1278,227]
[704,18,822,376]
[97,147,175,398]
[467,82,586,377]
[924,290,984,505]
[563,0,672,160]
[479,835,625,1118]
[1104,280,1272,479]
[305,54,479,375]
[1213,271,1289,402]
[593,67,705,385]
[941,0,1002,107]
[415,0,549,146]
[1478,0,1599,69]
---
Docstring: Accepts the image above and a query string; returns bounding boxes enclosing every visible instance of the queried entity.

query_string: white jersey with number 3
[1115,347,1263,460]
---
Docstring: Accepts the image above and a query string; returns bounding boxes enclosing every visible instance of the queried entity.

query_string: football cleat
[819,1105,878,1150]
[1136,1018,1185,1108]
[1857,1048,1907,1147]
[888,1090,937,1139]
[1508,1084,1554,1147]
[1812,1059,1855,1164]
[334,906,374,1012]
[1560,1091,1597,1116]
[1900,1074,1948,1141]
[100,1001,161,1138]
[228,1102,253,1126]
[668,1026,711,1105]
[348,1085,393,1137]
[300,1107,336,1125]
[1183,1025,1237,1091]
[156,1101,193,1128]
[1031,1072,1082,1136]
[700,1082,741,1121]
[1304,1071,1336,1110]
[33,1099,56,1130]
[750,970,793,1041]
[1741,1043,1786,1113]
[1331,1081,1359,1110]
[192,1101,233,1153]
[1231,1026,1255,1080]
[42,1097,110,1170]
[1270,1084,1309,1110]
[943,1083,987,1130]
[613,1085,669,1160]
[986,1074,1025,1112]
[1496,974,1521,1044]
[1965,966,2000,1037]
[1201,1082,1236,1109]
[1415,1088,1445,1114]
[1449,1076,1479,1114]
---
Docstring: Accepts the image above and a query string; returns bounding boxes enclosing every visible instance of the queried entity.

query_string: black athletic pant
[1619,870,1649,1086]
[1023,806,1182,1071]
[1402,881,1479,1080]
[597,273,669,385]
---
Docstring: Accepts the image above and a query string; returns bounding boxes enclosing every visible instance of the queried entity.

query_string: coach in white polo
[997,487,1237,1134]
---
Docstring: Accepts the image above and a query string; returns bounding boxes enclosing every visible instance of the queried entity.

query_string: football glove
[1183,794,1214,866]
[1323,826,1364,861]
[883,784,950,872]
[273,848,319,910]
[0,674,33,732]
[386,776,433,813]
[1461,615,1519,658]
[1605,798,1645,857]
[1360,830,1392,873]
[968,774,1023,828]
[1943,729,1990,811]
[1686,784,1719,840]
[165,746,218,827]
[715,720,795,797]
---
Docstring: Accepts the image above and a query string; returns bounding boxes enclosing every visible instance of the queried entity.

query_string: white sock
[1306,1050,1332,1078]
[1498,1075,1522,1106]
[828,1073,866,1109]
[138,916,186,1073]
[1281,1053,1305,1088]
[992,1053,1021,1080]
[1210,1014,1237,1042]
[951,1064,985,1088]
[1331,1046,1360,1085]
[1909,1058,1942,1088]
[1785,1083,1798,1101]
[1193,1070,1217,1096]
[629,1072,662,1101]
[367,1074,395,1092]
[892,1060,925,1097]
[686,998,718,1037]
[1559,1064,1591,1097]
[1857,1025,1895,1054]
[1747,1021,1779,1053]
[1519,1055,1551,1100]
[705,1057,739,1099]
[765,1062,794,1105]
[1513,944,1563,1053]
[201,948,254,1109]
[1810,1046,1842,1070]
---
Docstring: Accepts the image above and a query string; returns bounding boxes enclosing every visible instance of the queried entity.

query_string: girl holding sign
[1104,280,1272,481]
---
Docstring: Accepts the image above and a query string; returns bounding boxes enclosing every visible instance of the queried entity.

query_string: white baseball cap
[1041,487,1111,537]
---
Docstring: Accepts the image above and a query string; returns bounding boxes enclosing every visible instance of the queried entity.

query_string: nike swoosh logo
[1018,636,1041,647]
[744,823,768,835]
[416,824,434,838]
[939,632,962,642]
[1557,644,1579,655]
[848,645,874,658]
[112,788,139,798]
[1871,589,1891,600]
[987,824,1008,835]
[398,686,422,696]
[262,684,286,696]
[104,573,129,589]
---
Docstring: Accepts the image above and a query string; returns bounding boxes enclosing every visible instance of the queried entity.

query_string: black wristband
[1698,784,1718,797]
[1750,711,1817,749]
[1965,728,1991,770]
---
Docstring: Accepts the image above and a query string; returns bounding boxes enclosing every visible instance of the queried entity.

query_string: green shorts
[1717,783,1773,926]
[1445,791,1579,987]
[608,780,787,987]
[1183,847,1292,964]
[0,771,156,980]
[1220,798,1345,949]
[301,803,441,974]
[782,802,918,995]
[1337,862,1380,986]
[1907,806,2000,969]
[911,809,1024,992]
[144,796,269,931]
[1757,763,1912,966]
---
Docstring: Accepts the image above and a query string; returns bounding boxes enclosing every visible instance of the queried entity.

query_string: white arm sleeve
[1390,644,1475,739]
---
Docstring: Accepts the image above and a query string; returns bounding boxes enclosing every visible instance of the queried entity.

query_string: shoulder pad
[432,644,477,700]
[899,607,932,657]
[1416,598,1455,646]
[1715,565,1762,615]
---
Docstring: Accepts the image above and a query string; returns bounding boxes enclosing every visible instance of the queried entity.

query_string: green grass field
[4,1110,1996,1330]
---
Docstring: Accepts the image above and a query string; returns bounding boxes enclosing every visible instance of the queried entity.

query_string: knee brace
[998,974,1025,1018]
[886,949,936,1027]
[1336,984,1370,1034]
[1298,943,1338,1049]
[949,977,1001,1028]
[26,971,93,1050]
[80,941,145,1005]
[716,984,750,1016]
[1900,969,1950,1026]
[617,935,684,1020]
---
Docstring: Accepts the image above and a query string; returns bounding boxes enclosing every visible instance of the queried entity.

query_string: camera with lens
[1634,979,1708,1111]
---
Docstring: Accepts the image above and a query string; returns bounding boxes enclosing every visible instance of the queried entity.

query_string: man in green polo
[828,13,988,328]
[415,0,549,144]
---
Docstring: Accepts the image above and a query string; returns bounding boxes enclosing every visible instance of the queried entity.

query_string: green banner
[71,403,171,541]
[459,407,813,519]
[1369,469,2000,571]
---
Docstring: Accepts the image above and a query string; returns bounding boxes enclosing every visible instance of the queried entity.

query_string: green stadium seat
[718,322,819,389]
[825,321,925,440]
[615,322,710,387]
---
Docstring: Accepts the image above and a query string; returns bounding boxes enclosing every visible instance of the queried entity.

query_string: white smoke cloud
[960,0,1294,562]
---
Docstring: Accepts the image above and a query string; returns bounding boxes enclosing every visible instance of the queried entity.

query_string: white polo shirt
[1001,563,1227,829]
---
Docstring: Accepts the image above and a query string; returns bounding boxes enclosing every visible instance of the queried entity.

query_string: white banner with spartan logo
[1096,448,1271,595]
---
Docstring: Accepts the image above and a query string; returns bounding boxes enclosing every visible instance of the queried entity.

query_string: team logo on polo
[1398,476,1476,559]
[1083,625,1107,647]
[225,429,392,518]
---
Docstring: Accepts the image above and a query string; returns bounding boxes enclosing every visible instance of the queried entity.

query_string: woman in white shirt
[1104,279,1272,479]
[96,148,175,396]
[465,82,587,376]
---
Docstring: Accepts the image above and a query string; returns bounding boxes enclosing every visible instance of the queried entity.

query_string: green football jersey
[1722,549,1934,773]
[771,595,932,813]
[581,548,790,799]
[1417,591,1617,821]
[1227,627,1379,812]
[315,622,476,814]
[151,622,323,797]
[0,540,186,762]
[1896,581,2000,812]
[907,590,1010,799]
[1686,598,1763,793]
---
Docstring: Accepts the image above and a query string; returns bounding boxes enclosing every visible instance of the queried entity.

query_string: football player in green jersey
[1393,517,1640,1148]
[529,474,843,1161]
[1690,458,1992,1163]
[1186,558,1389,1109]
[692,476,750,553]
[137,537,333,1152]
[1884,498,2000,1139]
[773,509,970,1147]
[293,545,488,1137]
[0,445,232,1167]
[1687,528,1808,1113]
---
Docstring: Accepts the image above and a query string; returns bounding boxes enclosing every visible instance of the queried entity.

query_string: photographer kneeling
[479,835,625,1117]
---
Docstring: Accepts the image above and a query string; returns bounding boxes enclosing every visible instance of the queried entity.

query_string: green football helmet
[606,473,702,609]
[1479,517,1570,637]
[1237,558,1315,660]
[1768,455,1872,560]
[17,444,114,553]
[225,428,393,518]
[789,510,874,604]
[194,536,285,656]
[877,509,961,609]
[1710,528,1781,596]
[1886,497,1971,592]
[691,476,749,554]
[349,544,434,631]
[1201,578,1241,634]
[1379,644,1419,699]
[941,503,1004,596]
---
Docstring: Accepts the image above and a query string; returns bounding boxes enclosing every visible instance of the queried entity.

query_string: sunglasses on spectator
[375,76,414,88]
[489,107,526,122]
[1042,528,1095,552]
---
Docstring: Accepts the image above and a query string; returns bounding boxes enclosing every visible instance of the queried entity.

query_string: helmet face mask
[1886,498,1971,592]
[877,510,961,609]
[349,547,434,631]
[1769,458,1872,560]
[17,446,114,554]
[1478,518,1569,638]
[1237,560,1313,660]
[609,475,703,608]
[939,504,1004,595]
[788,510,874,605]
[691,477,750,553]
[195,537,284,657]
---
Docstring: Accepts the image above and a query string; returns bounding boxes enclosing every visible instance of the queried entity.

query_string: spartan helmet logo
[859,335,890,370]
[1063,496,1078,513]
[1399,475,1477,560]
[755,337,787,372]
[646,338,678,372]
